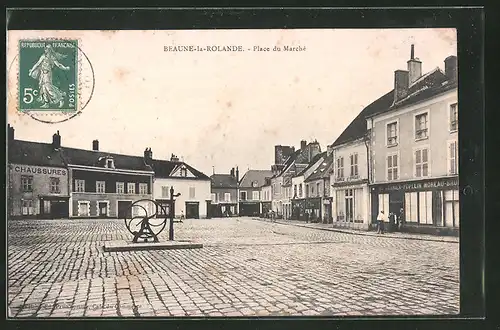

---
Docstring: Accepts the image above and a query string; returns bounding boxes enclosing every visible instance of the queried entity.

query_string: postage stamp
[18,39,79,112]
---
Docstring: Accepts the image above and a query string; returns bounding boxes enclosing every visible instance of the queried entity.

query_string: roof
[293,152,326,178]
[331,90,395,147]
[8,139,210,179]
[211,174,238,189]
[8,140,67,168]
[304,154,334,182]
[239,170,274,188]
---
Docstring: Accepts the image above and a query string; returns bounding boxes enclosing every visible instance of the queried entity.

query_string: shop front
[305,197,322,222]
[39,195,70,219]
[291,198,305,220]
[261,201,272,217]
[239,201,260,217]
[370,176,459,235]
[322,197,333,223]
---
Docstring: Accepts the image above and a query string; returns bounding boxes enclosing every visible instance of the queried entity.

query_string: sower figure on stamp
[28,44,70,108]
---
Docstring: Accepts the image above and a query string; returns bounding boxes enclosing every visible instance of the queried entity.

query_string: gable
[171,164,196,178]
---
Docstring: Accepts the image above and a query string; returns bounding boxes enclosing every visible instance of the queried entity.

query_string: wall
[72,170,152,193]
[371,89,458,183]
[155,178,211,218]
[71,192,152,217]
[291,176,304,199]
[239,187,261,201]
[211,187,238,204]
[332,140,369,183]
[261,185,272,202]
[9,164,69,216]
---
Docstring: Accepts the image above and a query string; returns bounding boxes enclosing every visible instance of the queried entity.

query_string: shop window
[444,189,460,228]
[354,188,364,223]
[404,192,418,223]
[75,179,85,192]
[50,177,60,193]
[415,148,430,178]
[21,175,33,192]
[96,181,105,193]
[116,182,125,194]
[139,183,148,195]
[448,141,458,175]
[415,112,429,140]
[345,189,354,222]
[127,183,135,194]
[387,153,399,181]
[252,191,259,200]
[21,199,34,215]
[418,191,433,224]
[43,200,51,214]
[335,190,345,221]
[449,103,458,132]
[378,193,390,221]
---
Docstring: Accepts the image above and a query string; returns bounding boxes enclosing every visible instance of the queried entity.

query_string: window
[336,157,344,179]
[180,168,187,177]
[21,175,33,192]
[106,159,114,168]
[415,112,429,140]
[139,183,148,195]
[415,148,429,178]
[96,181,106,193]
[418,191,433,224]
[387,121,398,146]
[50,177,60,193]
[240,191,247,201]
[253,191,260,200]
[75,179,85,192]
[293,185,297,197]
[350,153,359,177]
[305,184,309,198]
[224,193,231,202]
[335,190,345,221]
[116,182,125,194]
[299,184,303,197]
[188,187,196,199]
[43,200,51,214]
[449,103,458,132]
[211,193,217,203]
[21,199,34,215]
[157,202,170,216]
[404,192,418,223]
[444,190,460,228]
[127,183,135,194]
[353,188,364,223]
[448,141,458,175]
[161,186,169,198]
[316,182,321,197]
[345,189,354,222]
[387,153,399,181]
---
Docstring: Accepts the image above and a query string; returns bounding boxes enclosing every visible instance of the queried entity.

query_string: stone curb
[251,218,459,244]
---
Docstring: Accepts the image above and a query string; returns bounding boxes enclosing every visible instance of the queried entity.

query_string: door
[345,189,354,222]
[51,200,69,219]
[206,201,212,219]
[98,202,108,217]
[118,201,132,218]
[185,202,199,219]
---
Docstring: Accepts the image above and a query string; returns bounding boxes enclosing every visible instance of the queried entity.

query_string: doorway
[185,202,199,219]
[98,202,108,217]
[117,201,132,218]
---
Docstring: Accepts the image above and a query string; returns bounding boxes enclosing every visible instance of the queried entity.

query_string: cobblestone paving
[8,218,459,318]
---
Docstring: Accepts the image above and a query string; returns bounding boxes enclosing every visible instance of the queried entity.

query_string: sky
[7,28,457,176]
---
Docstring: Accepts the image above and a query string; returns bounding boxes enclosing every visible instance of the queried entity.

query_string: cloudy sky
[7,28,457,176]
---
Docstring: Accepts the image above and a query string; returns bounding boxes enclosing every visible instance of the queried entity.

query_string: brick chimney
[444,55,457,81]
[144,148,153,160]
[300,140,307,150]
[407,44,422,85]
[92,140,99,151]
[394,69,409,103]
[170,153,180,162]
[236,166,239,182]
[52,131,61,149]
[230,167,235,178]
[8,124,14,141]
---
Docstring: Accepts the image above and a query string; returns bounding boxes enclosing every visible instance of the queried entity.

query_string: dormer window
[105,158,115,169]
[252,181,258,188]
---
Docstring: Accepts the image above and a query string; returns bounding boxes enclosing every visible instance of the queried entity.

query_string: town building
[291,152,326,221]
[63,139,155,218]
[329,91,394,230]
[366,45,458,235]
[303,153,334,222]
[150,153,211,219]
[210,168,239,217]
[271,140,321,218]
[7,125,70,219]
[238,169,273,217]
[261,178,272,217]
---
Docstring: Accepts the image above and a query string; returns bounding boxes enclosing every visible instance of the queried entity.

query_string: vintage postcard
[7,28,459,318]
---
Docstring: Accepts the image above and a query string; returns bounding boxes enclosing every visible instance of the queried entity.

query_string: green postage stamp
[18,39,78,112]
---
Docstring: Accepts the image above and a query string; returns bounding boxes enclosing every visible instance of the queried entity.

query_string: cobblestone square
[8,218,459,318]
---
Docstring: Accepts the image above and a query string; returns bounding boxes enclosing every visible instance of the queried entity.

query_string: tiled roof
[211,174,238,189]
[239,170,274,188]
[61,146,153,171]
[8,140,67,168]
[149,160,210,180]
[293,152,326,178]
[304,154,334,182]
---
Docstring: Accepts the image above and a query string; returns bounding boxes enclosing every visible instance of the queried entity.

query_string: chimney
[444,55,457,81]
[230,167,235,178]
[327,145,333,157]
[92,140,99,151]
[300,140,307,150]
[52,130,61,149]
[8,124,14,141]
[236,166,239,182]
[144,148,153,160]
[394,70,409,103]
[407,44,422,85]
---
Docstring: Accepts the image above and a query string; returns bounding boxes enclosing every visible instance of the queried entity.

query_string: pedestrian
[376,210,386,234]
[398,207,404,230]
[180,210,185,222]
[388,212,395,232]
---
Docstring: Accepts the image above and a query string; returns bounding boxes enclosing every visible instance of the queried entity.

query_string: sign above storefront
[373,177,458,193]
[12,165,67,176]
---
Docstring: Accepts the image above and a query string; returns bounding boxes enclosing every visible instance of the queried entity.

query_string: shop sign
[375,177,458,193]
[13,165,67,176]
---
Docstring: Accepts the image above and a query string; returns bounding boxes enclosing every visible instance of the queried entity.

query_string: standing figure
[28,44,70,108]
[376,210,386,234]
[398,207,405,230]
